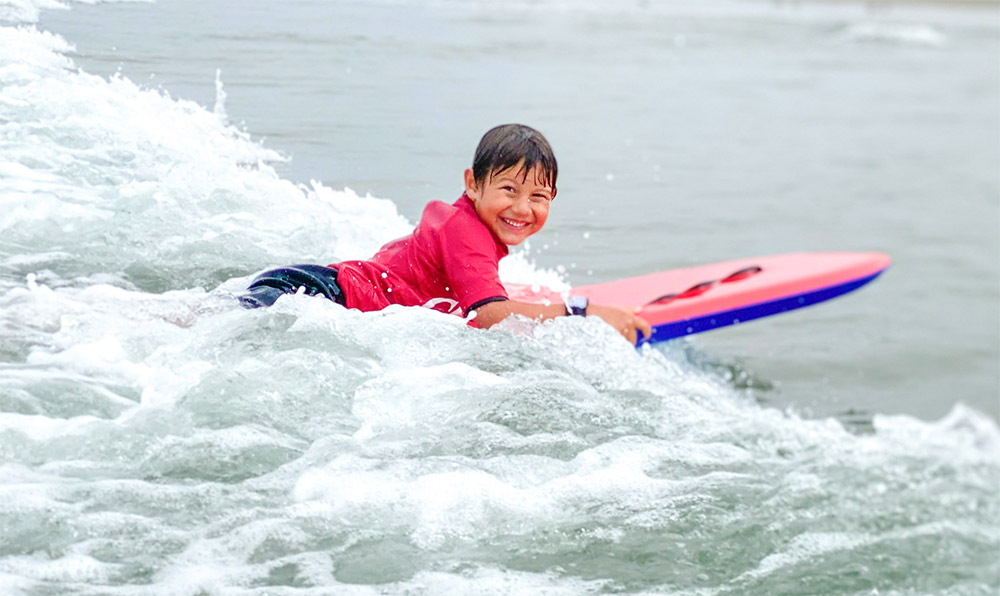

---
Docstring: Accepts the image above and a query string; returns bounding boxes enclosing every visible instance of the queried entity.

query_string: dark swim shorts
[239,264,346,308]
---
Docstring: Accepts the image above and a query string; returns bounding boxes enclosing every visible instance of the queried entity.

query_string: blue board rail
[640,269,887,345]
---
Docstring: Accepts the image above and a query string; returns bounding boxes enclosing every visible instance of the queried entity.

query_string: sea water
[1,0,998,594]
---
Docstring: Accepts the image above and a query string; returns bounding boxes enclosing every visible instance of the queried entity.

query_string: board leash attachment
[646,265,762,306]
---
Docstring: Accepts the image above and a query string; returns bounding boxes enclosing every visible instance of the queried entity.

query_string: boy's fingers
[591,306,649,344]
[634,315,652,339]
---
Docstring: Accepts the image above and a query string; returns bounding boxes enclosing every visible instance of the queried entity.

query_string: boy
[241,124,651,344]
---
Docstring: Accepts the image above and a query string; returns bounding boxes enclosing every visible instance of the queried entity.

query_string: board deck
[505,252,891,344]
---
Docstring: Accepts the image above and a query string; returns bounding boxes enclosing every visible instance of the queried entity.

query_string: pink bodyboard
[505,252,890,343]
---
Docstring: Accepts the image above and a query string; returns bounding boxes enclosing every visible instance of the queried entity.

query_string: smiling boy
[242,124,650,343]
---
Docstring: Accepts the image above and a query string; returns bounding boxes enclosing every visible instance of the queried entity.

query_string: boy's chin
[502,232,535,246]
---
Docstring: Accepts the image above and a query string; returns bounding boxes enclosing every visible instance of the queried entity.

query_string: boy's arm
[473,299,652,344]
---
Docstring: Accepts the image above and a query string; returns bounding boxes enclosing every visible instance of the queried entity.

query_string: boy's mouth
[499,217,529,229]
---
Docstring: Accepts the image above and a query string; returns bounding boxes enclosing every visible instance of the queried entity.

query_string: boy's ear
[463,168,480,200]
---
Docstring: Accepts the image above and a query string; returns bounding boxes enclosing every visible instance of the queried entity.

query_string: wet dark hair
[471,124,558,195]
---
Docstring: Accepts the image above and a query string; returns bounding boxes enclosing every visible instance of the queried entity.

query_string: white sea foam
[738,531,872,581]
[0,553,118,584]
[874,403,1000,460]
[0,24,73,76]
[351,362,508,440]
[0,0,65,24]
[834,20,948,47]
[0,24,424,291]
[0,0,150,25]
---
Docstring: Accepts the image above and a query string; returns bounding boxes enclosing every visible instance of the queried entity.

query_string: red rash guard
[332,194,509,319]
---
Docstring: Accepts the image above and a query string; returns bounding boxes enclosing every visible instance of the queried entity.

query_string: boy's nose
[511,194,532,215]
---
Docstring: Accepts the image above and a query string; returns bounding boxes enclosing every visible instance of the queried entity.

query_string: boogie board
[505,252,890,345]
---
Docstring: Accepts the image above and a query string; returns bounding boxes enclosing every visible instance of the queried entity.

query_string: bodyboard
[504,252,891,344]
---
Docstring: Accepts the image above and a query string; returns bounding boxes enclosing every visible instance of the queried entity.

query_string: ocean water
[1,0,999,594]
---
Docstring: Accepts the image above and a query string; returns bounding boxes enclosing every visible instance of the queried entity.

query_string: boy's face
[464,162,554,246]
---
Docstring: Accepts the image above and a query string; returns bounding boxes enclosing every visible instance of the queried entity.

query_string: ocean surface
[2,0,999,593]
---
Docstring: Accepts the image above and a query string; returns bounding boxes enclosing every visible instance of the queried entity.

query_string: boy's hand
[586,304,653,345]
[474,299,652,345]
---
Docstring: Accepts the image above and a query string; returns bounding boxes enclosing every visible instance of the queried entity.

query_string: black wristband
[566,295,588,316]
